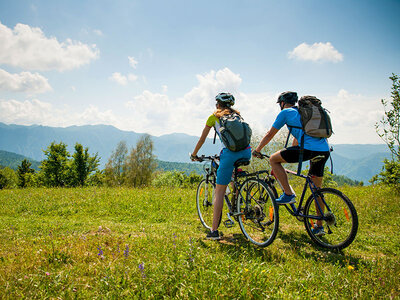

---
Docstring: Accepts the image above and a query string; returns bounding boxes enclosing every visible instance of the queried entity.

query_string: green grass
[0,185,399,299]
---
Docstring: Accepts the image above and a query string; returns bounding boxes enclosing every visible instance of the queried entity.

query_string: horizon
[0,0,399,144]
[0,121,389,146]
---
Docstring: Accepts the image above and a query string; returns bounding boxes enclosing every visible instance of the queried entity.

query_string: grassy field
[0,185,399,299]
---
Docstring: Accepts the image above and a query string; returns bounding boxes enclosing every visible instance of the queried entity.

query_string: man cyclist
[252,91,330,236]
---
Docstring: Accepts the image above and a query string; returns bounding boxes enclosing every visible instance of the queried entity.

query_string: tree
[17,159,35,188]
[374,74,400,190]
[0,167,18,189]
[376,73,400,160]
[125,134,157,187]
[40,142,70,187]
[70,143,100,186]
[104,141,128,186]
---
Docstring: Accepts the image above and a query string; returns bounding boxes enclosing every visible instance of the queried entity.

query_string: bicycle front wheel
[304,188,358,250]
[196,179,222,230]
[237,179,279,247]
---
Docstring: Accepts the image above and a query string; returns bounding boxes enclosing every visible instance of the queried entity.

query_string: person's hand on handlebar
[252,150,263,159]
[190,153,201,161]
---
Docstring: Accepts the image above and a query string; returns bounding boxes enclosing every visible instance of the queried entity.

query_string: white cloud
[128,73,138,81]
[162,85,168,93]
[109,72,137,85]
[0,21,99,71]
[0,68,384,144]
[128,56,138,69]
[93,29,103,36]
[0,99,118,127]
[322,89,383,144]
[0,69,52,94]
[109,72,127,85]
[288,42,343,63]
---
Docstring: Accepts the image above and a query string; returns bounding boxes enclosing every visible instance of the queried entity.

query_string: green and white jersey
[206,114,223,147]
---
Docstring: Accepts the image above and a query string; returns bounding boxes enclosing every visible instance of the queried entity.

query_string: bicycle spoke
[304,188,358,250]
[237,179,279,247]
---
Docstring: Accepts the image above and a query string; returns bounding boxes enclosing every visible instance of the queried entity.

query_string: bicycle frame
[199,155,269,221]
[272,168,332,222]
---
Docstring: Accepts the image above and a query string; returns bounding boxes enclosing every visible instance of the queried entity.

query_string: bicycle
[256,153,358,250]
[195,154,279,247]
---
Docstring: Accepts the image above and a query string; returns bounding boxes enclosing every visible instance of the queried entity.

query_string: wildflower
[97,246,103,256]
[138,263,146,278]
[45,272,50,276]
[124,245,129,258]
[347,265,354,270]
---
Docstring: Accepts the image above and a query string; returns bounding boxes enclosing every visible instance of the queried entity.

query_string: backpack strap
[286,124,305,176]
[297,133,305,176]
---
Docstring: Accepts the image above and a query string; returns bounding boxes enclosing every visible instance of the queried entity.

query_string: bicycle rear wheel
[196,179,221,230]
[304,188,358,250]
[237,179,279,247]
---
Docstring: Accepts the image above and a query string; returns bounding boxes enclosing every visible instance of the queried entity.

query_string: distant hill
[0,122,391,182]
[0,150,41,171]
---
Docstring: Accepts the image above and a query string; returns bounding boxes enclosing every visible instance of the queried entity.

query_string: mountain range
[0,122,391,183]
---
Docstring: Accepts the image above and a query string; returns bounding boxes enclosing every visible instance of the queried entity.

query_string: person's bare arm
[255,127,279,152]
[191,126,212,157]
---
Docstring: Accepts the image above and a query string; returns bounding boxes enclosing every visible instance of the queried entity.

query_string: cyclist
[191,93,252,240]
[252,91,330,236]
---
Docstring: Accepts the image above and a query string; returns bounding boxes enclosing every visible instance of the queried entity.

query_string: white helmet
[215,92,235,107]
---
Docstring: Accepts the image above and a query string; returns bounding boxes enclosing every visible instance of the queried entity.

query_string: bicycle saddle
[234,158,250,168]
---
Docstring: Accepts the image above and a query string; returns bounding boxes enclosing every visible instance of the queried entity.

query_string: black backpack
[214,112,252,152]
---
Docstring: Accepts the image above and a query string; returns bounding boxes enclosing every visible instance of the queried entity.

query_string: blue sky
[0,0,399,144]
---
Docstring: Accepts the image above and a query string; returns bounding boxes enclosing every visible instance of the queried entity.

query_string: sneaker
[206,230,222,240]
[276,193,296,205]
[311,225,326,236]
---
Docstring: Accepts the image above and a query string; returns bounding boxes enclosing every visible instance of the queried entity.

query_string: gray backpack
[298,96,333,138]
[286,96,333,175]
[215,112,252,152]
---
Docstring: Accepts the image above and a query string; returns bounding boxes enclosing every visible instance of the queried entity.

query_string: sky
[0,0,399,144]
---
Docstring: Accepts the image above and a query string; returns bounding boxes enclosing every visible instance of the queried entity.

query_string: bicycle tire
[196,179,222,230]
[237,178,279,247]
[304,188,358,250]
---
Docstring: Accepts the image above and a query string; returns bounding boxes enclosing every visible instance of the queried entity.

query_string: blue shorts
[216,146,252,185]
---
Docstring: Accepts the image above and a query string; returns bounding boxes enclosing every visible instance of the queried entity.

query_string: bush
[152,171,202,188]
[0,167,18,189]
[372,159,400,191]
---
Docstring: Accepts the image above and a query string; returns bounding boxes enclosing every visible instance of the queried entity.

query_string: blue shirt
[272,107,329,152]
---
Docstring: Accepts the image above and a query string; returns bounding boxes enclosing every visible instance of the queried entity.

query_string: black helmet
[277,91,298,105]
[215,92,235,107]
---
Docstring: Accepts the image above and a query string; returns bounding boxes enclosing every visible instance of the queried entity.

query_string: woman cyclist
[191,93,252,240]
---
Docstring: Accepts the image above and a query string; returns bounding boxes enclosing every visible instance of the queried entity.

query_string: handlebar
[190,153,220,162]
[252,151,270,159]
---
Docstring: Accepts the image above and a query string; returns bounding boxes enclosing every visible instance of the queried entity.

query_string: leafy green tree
[0,167,18,189]
[376,73,399,160]
[125,134,157,187]
[374,73,400,190]
[104,141,128,186]
[40,142,70,187]
[70,143,100,186]
[17,159,35,188]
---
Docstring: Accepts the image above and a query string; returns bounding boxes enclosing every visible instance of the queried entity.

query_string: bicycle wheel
[237,179,279,247]
[196,179,222,230]
[304,188,358,250]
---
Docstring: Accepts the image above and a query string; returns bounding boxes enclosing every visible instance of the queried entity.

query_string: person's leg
[270,151,292,195]
[311,176,324,227]
[212,184,227,231]
[309,152,330,228]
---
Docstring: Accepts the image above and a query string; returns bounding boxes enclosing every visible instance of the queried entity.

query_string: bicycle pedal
[223,219,235,228]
